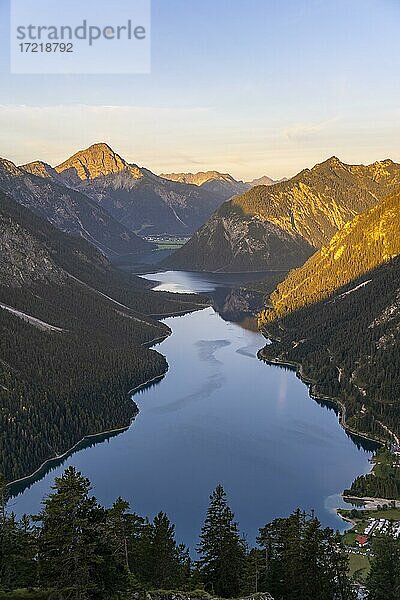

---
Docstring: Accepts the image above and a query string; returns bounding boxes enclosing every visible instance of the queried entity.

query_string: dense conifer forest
[259,257,400,446]
[0,468,362,600]
[0,194,208,482]
[344,448,400,500]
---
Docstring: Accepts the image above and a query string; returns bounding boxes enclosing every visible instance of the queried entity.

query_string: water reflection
[8,271,376,550]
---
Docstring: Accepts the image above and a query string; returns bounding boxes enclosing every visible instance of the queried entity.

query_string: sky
[0,0,400,180]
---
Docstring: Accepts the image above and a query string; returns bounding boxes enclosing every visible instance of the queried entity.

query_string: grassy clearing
[339,506,400,523]
[348,553,371,580]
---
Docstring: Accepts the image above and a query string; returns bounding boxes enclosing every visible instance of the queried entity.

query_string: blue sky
[1,0,400,179]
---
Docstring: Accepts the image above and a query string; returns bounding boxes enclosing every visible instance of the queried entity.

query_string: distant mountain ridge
[163,156,400,272]
[22,160,65,182]
[0,156,150,256]
[160,170,285,201]
[248,175,287,187]
[160,170,240,187]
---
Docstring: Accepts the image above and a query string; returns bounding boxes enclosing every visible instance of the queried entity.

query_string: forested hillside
[259,256,400,443]
[263,188,400,321]
[164,157,400,272]
[0,193,206,482]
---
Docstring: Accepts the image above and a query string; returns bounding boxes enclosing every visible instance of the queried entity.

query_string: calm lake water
[9,271,376,551]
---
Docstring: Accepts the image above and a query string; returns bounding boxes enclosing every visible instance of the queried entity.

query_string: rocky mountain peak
[313,156,346,171]
[21,160,61,180]
[55,142,144,184]
[0,157,22,178]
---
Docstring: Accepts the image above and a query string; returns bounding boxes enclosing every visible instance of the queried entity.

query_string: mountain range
[163,157,400,271]
[0,143,286,259]
[160,170,285,201]
[48,143,229,236]
[0,157,151,256]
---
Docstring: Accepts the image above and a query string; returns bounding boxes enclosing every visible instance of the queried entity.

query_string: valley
[2,2,400,595]
[1,145,400,599]
[8,270,377,552]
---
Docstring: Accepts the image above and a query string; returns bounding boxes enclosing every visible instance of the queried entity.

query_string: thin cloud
[283,118,340,142]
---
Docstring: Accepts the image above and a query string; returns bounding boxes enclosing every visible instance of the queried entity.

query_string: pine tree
[367,535,400,600]
[147,511,187,589]
[197,484,246,598]
[257,510,355,600]
[36,466,105,599]
[106,497,132,573]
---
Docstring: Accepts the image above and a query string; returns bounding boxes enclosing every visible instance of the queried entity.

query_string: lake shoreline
[9,269,376,543]
[257,347,387,448]
[7,368,169,492]
[256,346,384,525]
[7,296,209,493]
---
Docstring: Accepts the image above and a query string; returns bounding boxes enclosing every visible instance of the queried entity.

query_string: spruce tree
[257,510,355,600]
[106,497,132,573]
[197,484,246,598]
[36,466,105,599]
[367,535,400,600]
[147,511,187,589]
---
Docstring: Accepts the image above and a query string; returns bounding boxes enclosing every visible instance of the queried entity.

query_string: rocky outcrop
[22,160,64,182]
[0,194,65,287]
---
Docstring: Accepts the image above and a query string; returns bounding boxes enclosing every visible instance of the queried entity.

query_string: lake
[8,270,376,551]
